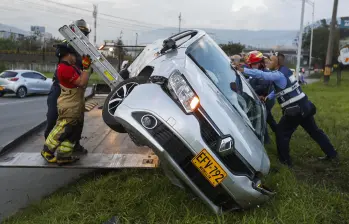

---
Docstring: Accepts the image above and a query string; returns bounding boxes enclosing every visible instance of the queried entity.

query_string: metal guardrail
[0,50,55,55]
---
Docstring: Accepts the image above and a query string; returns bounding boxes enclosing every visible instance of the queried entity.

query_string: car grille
[193,108,255,180]
[131,112,240,212]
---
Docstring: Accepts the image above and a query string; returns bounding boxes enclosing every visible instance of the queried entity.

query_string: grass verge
[4,73,349,224]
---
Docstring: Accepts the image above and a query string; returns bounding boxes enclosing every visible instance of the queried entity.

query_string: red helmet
[246,51,264,64]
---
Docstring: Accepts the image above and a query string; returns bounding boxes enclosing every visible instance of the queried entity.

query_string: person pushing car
[243,51,277,144]
[237,53,338,167]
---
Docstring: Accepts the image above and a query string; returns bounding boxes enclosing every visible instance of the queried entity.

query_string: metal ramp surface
[0,97,159,169]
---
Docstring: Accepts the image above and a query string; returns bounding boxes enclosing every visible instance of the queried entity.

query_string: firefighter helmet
[55,43,76,58]
[72,19,91,36]
[246,51,264,64]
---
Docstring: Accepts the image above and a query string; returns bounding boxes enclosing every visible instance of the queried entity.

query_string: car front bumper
[113,83,273,213]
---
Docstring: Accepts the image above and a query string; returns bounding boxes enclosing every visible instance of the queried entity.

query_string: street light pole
[135,33,138,58]
[308,0,315,76]
[324,0,339,84]
[296,0,306,82]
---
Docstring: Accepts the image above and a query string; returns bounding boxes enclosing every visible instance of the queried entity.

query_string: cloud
[231,0,268,12]
[1,0,349,45]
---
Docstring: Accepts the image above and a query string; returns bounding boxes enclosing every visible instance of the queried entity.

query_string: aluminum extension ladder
[58,24,123,89]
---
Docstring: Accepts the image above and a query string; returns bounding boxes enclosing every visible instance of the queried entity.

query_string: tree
[302,19,340,67]
[219,42,245,56]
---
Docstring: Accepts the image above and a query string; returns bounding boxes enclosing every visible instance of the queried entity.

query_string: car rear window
[0,71,18,78]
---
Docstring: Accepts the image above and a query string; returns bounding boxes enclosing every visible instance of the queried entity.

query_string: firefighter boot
[56,155,80,165]
[41,146,57,163]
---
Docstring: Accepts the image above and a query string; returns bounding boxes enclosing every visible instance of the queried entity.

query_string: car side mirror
[42,77,47,81]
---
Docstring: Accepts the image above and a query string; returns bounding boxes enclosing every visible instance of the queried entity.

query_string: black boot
[73,142,88,154]
[318,154,339,162]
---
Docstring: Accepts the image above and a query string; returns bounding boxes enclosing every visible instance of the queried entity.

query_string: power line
[98,13,165,29]
[0,2,90,21]
[38,0,165,28]
[18,0,164,29]
[9,0,159,31]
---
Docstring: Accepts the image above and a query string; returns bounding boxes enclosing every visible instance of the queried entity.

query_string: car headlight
[167,71,200,113]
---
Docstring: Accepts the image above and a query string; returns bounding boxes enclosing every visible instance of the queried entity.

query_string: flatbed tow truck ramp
[0,23,159,169]
[0,95,158,169]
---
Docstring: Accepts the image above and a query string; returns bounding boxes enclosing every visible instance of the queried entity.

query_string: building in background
[30,25,52,42]
[0,23,29,40]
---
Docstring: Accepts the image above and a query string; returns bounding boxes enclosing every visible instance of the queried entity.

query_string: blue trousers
[264,99,277,143]
[276,114,337,166]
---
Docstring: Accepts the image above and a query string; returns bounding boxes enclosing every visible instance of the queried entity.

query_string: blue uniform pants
[264,99,277,143]
[45,84,60,139]
[276,114,337,166]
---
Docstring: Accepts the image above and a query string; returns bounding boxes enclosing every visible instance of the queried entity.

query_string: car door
[32,72,49,93]
[21,72,39,93]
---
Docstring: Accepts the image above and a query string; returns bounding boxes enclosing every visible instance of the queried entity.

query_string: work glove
[82,54,92,70]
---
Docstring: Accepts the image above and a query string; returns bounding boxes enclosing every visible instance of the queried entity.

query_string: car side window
[21,72,34,79]
[32,72,46,80]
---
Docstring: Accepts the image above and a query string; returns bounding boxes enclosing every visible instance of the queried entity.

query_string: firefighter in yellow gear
[41,43,92,165]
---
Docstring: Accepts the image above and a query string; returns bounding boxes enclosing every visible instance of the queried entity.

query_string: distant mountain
[0,23,30,36]
[137,28,298,49]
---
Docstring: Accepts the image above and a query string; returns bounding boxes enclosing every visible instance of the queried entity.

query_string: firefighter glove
[82,54,92,69]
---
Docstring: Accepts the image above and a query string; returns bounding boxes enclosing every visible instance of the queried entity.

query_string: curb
[0,91,95,156]
[0,120,47,155]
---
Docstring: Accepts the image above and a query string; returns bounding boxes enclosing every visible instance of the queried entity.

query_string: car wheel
[0,92,3,97]
[102,76,149,133]
[16,87,27,98]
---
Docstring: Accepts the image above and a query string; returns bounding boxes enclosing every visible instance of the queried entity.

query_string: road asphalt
[0,88,93,221]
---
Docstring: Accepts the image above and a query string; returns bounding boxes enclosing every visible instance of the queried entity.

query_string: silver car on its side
[102,30,274,214]
[0,70,53,98]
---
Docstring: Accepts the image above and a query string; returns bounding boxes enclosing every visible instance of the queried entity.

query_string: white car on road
[0,70,53,98]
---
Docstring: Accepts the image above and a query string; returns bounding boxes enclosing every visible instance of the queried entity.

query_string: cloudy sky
[1,0,349,45]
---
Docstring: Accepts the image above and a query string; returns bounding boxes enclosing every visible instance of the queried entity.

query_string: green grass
[43,72,104,86]
[4,73,349,224]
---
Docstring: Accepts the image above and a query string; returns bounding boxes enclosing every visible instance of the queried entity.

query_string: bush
[0,62,8,73]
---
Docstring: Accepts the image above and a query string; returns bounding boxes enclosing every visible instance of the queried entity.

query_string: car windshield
[0,71,18,78]
[186,35,265,138]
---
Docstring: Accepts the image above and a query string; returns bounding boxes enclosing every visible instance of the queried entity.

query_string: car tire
[102,76,149,133]
[0,92,3,97]
[16,86,27,98]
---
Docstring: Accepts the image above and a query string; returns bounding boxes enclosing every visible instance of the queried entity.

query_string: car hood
[182,56,270,174]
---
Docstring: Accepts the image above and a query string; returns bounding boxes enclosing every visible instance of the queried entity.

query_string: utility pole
[93,4,98,46]
[296,0,306,82]
[135,33,138,58]
[324,0,339,84]
[178,13,182,33]
[307,0,315,76]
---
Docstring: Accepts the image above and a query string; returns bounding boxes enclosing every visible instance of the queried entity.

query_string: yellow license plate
[0,86,3,91]
[192,149,227,187]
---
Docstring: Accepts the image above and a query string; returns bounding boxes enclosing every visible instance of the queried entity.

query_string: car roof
[5,70,40,73]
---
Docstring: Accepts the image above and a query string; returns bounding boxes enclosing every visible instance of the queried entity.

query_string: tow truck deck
[0,24,159,169]
[0,96,159,169]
